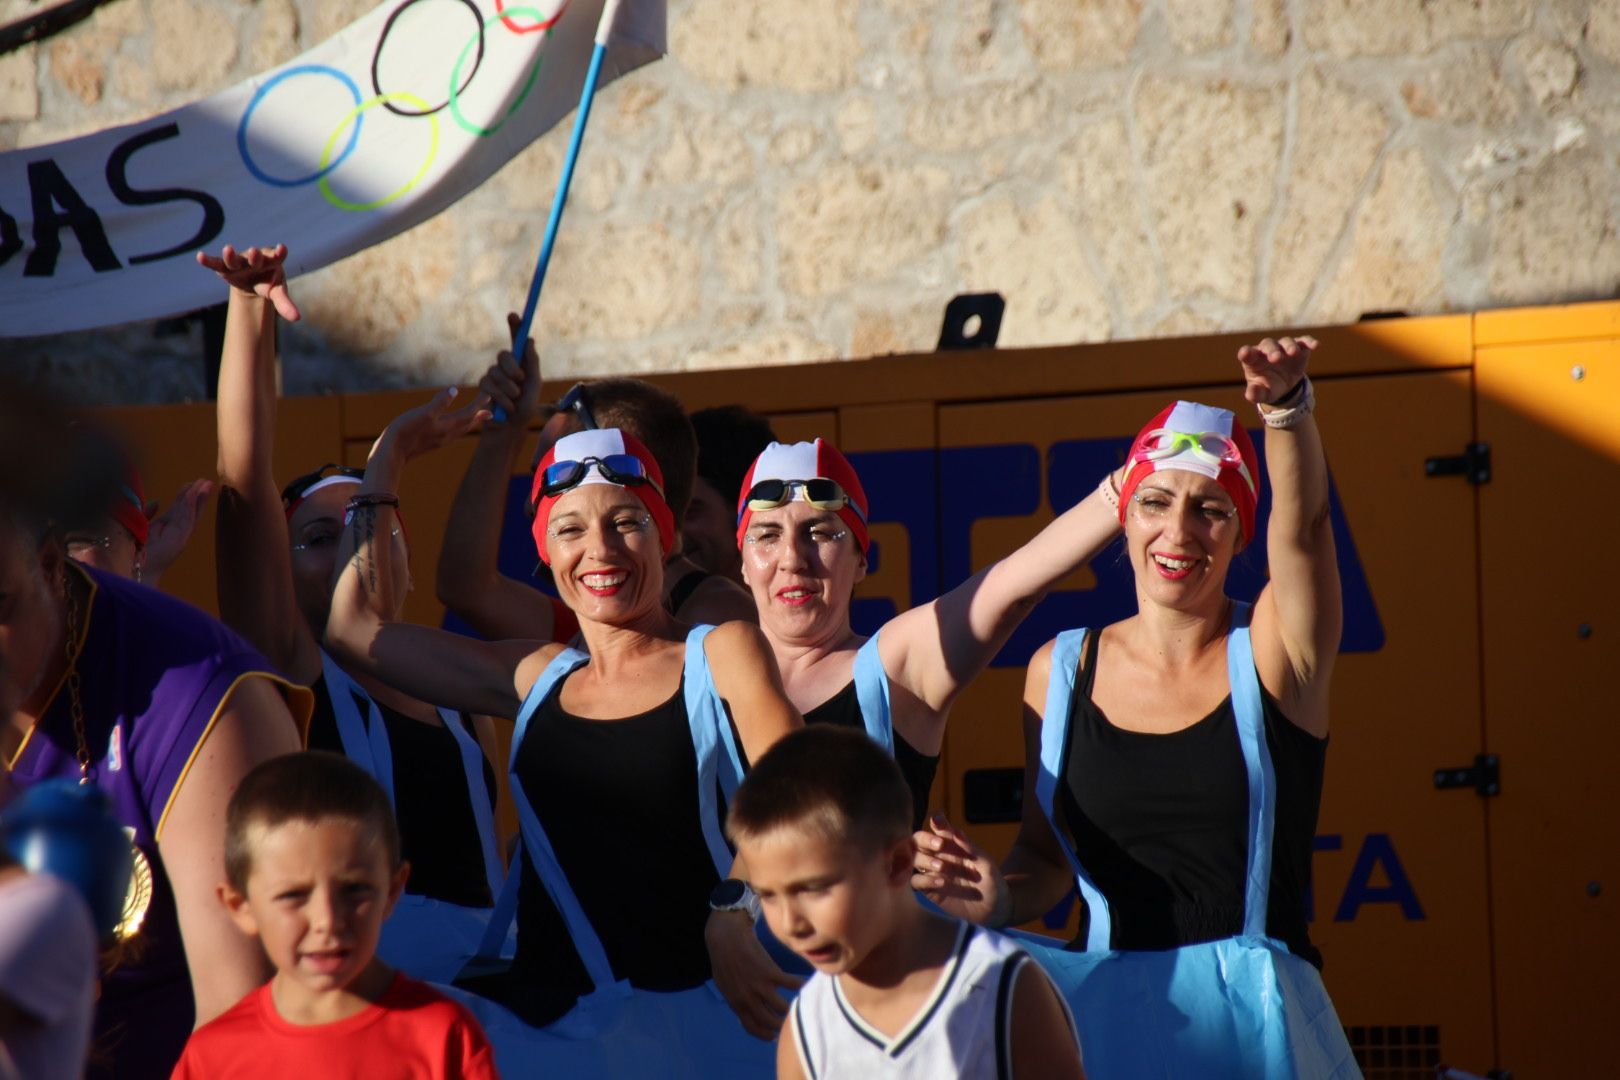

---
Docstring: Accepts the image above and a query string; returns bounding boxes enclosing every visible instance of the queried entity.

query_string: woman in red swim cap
[716,422,1130,1035]
[324,419,800,1075]
[918,337,1354,1077]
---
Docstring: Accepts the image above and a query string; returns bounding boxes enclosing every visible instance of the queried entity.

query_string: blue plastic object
[2,779,134,938]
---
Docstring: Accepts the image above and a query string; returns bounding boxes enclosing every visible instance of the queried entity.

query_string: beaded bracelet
[1257,377,1315,429]
[343,492,399,526]
[1097,471,1120,512]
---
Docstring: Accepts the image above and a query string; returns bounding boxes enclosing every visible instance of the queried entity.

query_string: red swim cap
[1119,401,1261,541]
[112,466,148,549]
[734,439,870,554]
[530,428,676,566]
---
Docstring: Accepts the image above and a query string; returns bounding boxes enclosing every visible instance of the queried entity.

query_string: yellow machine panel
[98,303,1620,1077]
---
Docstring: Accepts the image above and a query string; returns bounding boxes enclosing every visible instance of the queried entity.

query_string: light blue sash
[473,626,742,992]
[1035,603,1271,948]
[320,652,503,901]
[1023,603,1357,1078]
[851,631,894,752]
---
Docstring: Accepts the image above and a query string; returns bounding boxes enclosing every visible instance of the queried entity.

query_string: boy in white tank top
[728,727,1084,1079]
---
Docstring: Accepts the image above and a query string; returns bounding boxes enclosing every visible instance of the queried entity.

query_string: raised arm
[323,391,558,719]
[202,245,320,682]
[436,316,558,641]
[879,473,1123,734]
[1241,336,1341,737]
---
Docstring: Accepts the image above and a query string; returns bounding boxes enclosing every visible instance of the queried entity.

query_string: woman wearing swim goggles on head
[917,337,1355,1077]
[325,423,800,1074]
[203,243,509,985]
[712,437,1126,1024]
[436,332,758,649]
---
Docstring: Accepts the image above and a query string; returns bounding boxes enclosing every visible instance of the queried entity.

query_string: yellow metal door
[1476,339,1620,1076]
[936,371,1494,1073]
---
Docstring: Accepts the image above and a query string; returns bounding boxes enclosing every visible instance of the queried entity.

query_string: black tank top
[1058,631,1326,967]
[307,675,496,908]
[803,681,940,830]
[666,568,710,615]
[503,678,721,1024]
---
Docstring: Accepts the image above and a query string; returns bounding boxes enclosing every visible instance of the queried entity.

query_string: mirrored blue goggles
[539,454,662,498]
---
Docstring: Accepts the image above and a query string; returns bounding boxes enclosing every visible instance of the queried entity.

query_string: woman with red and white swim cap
[732,437,1122,824]
[324,423,799,1076]
[916,337,1356,1077]
[713,416,1129,1034]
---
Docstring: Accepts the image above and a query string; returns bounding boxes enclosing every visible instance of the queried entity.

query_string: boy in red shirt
[171,752,497,1079]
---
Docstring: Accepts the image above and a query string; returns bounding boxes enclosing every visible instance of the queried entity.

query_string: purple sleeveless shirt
[9,565,309,1080]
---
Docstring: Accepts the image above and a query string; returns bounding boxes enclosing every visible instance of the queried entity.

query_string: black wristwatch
[708,878,762,921]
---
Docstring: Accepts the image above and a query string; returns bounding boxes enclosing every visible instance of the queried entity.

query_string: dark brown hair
[578,379,698,528]
[224,751,400,891]
[691,405,777,507]
[726,726,911,854]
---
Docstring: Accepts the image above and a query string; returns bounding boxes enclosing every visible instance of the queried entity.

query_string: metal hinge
[1425,442,1491,485]
[1434,753,1500,797]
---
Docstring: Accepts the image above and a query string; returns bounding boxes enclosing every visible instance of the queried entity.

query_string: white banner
[0,0,664,337]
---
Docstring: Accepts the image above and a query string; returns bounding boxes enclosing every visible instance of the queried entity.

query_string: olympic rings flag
[0,0,664,337]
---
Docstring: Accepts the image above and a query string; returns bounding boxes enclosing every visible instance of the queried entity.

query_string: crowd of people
[0,242,1360,1079]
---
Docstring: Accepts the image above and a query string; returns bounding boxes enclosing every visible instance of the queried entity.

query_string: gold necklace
[63,577,92,783]
[61,573,153,943]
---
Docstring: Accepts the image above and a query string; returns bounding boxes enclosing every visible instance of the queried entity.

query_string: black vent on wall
[1346,1025,1442,1078]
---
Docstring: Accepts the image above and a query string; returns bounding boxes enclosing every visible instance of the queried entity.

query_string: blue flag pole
[495,0,624,422]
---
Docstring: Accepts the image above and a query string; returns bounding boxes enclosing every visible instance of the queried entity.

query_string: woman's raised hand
[1237,335,1318,405]
[912,813,1011,928]
[195,244,301,322]
[373,387,493,467]
[478,313,545,424]
[142,478,215,584]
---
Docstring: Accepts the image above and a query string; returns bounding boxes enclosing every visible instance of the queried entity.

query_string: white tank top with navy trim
[788,921,1060,1079]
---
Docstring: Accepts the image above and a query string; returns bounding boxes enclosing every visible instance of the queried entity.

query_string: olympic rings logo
[236,0,570,212]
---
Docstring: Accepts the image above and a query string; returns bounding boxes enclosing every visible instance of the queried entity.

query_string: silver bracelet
[1258,377,1315,429]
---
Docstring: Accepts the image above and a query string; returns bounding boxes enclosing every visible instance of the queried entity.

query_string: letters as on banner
[0,1,665,337]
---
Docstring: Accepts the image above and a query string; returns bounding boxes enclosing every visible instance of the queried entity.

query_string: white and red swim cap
[530,428,676,565]
[1119,401,1261,540]
[734,439,870,554]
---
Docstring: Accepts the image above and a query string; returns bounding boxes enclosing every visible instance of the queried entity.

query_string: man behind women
[0,381,307,1079]
[200,245,505,982]
[917,338,1358,1076]
[684,406,777,584]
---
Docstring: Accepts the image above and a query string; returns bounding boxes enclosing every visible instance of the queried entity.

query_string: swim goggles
[1130,429,1247,470]
[741,478,867,519]
[538,454,664,498]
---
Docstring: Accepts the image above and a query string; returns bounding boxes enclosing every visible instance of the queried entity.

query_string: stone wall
[4,0,1619,402]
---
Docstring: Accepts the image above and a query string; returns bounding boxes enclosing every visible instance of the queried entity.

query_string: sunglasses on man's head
[556,383,598,432]
[280,464,365,507]
[741,478,864,520]
[539,455,661,499]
